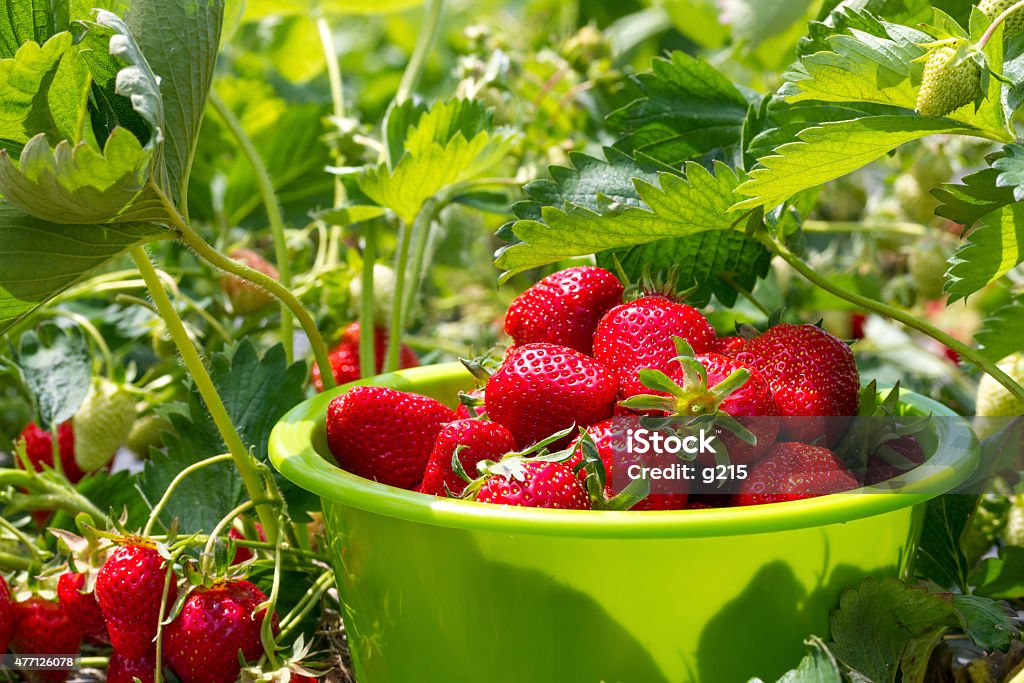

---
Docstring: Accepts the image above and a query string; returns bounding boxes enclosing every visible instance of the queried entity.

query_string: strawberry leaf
[0,130,167,224]
[945,202,1024,302]
[951,594,1021,651]
[358,98,518,224]
[16,326,91,427]
[750,636,842,683]
[496,160,744,280]
[607,51,751,168]
[974,295,1024,362]
[732,116,974,211]
[915,494,976,591]
[0,1,61,59]
[969,545,1024,599]
[0,203,169,336]
[933,167,1015,227]
[991,142,1024,201]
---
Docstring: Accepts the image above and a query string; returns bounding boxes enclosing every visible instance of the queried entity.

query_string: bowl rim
[269,363,980,539]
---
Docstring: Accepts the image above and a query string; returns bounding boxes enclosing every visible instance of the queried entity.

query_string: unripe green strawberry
[916,46,983,118]
[907,239,951,300]
[126,414,170,458]
[72,378,136,471]
[978,0,1024,36]
[975,352,1024,438]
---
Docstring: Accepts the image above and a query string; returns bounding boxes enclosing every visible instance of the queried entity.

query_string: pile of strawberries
[0,539,274,683]
[324,266,922,511]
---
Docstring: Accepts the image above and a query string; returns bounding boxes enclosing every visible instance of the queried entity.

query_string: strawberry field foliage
[0,0,1023,681]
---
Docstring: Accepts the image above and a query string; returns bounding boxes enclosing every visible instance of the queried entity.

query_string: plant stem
[316,14,348,208]
[802,219,933,239]
[79,657,109,669]
[401,198,439,330]
[0,551,31,571]
[386,220,413,372]
[130,247,280,542]
[208,89,295,364]
[0,470,108,524]
[201,499,256,573]
[0,515,44,560]
[395,0,445,102]
[358,223,378,379]
[978,0,1024,48]
[276,571,334,643]
[173,217,335,390]
[261,532,283,669]
[143,454,234,536]
[759,233,1024,402]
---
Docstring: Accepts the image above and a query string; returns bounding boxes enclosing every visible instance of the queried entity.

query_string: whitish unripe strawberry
[907,239,952,300]
[979,0,1024,36]
[72,378,136,472]
[349,264,396,324]
[126,414,170,458]
[916,46,983,118]
[975,353,1024,438]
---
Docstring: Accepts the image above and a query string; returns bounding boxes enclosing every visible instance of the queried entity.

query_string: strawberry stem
[758,232,1024,402]
[386,219,412,373]
[358,224,379,379]
[201,499,258,573]
[275,571,334,645]
[978,0,1024,49]
[208,89,295,365]
[131,248,282,543]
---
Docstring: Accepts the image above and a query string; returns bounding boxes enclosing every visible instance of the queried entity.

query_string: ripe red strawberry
[418,419,518,496]
[11,597,82,683]
[711,336,745,355]
[17,422,85,483]
[733,442,858,507]
[163,580,277,683]
[0,575,12,655]
[864,435,926,485]
[474,460,591,509]
[311,322,418,391]
[593,296,715,398]
[485,343,618,448]
[454,388,486,419]
[326,386,456,489]
[567,418,689,510]
[504,266,623,355]
[95,543,178,659]
[107,651,156,683]
[229,524,266,565]
[735,324,859,441]
[220,248,279,315]
[57,572,108,644]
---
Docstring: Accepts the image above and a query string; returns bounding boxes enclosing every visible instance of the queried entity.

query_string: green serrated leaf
[992,142,1024,201]
[721,0,816,47]
[933,167,1015,226]
[975,295,1024,362]
[125,0,225,204]
[17,326,91,427]
[0,32,80,148]
[607,51,750,167]
[952,594,1021,651]
[359,99,517,223]
[0,129,166,224]
[828,577,959,683]
[0,202,169,336]
[946,202,1024,301]
[0,0,60,59]
[497,161,743,280]
[733,116,972,211]
[914,494,977,591]
[76,22,152,149]
[761,637,842,683]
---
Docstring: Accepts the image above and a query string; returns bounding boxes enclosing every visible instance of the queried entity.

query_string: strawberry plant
[0,0,1023,682]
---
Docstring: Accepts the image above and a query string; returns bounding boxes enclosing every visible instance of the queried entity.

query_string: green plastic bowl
[269,363,979,683]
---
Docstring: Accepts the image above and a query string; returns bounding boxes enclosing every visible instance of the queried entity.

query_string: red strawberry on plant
[11,597,82,683]
[95,542,178,659]
[454,388,486,419]
[711,336,745,355]
[311,322,418,391]
[735,323,859,442]
[470,459,591,510]
[57,572,108,644]
[17,422,85,483]
[419,419,518,496]
[229,524,266,565]
[485,343,618,448]
[107,651,156,683]
[163,580,277,683]
[504,266,623,355]
[593,295,715,398]
[0,574,12,655]
[733,442,859,507]
[567,418,689,510]
[326,386,456,489]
